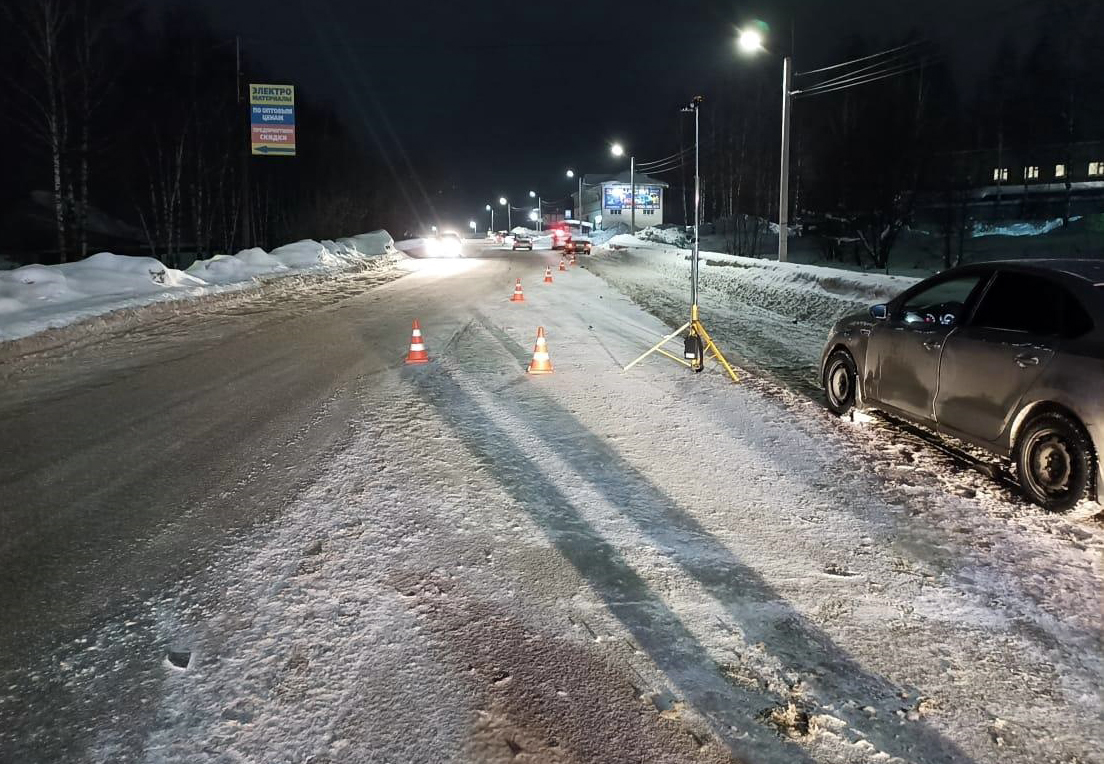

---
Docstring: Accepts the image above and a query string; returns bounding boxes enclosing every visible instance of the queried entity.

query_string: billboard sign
[249,84,296,156]
[603,184,661,210]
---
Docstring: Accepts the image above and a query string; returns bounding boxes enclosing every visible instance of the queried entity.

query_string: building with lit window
[921,139,1104,219]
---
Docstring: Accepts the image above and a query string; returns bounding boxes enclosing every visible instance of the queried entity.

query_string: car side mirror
[870,304,889,320]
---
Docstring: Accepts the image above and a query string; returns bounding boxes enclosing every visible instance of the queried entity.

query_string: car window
[899,274,986,326]
[971,271,1094,337]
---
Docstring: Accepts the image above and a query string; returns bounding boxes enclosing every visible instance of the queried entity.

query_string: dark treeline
[677,1,1104,267]
[0,0,407,266]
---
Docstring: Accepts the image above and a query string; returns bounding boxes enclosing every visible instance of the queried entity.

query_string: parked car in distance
[494,230,509,245]
[512,232,534,251]
[564,237,591,256]
[820,259,1104,513]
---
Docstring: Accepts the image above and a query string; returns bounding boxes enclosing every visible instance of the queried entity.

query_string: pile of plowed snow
[593,233,918,323]
[0,232,401,343]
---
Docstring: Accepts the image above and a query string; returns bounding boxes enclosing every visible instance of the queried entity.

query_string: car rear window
[971,272,1094,338]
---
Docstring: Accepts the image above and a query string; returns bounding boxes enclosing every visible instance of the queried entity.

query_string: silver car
[821,259,1103,513]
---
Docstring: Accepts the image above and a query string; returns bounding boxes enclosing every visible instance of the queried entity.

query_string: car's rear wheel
[1015,412,1095,514]
[823,349,858,415]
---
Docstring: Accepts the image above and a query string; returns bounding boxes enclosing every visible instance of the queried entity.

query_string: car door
[866,272,989,422]
[935,271,1070,444]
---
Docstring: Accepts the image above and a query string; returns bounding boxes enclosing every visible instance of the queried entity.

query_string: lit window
[992,168,1009,182]
[1024,166,1039,180]
[1090,161,1104,177]
[1055,164,1066,178]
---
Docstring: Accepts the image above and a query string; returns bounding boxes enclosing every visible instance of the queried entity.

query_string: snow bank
[638,226,691,247]
[596,234,915,313]
[186,248,288,285]
[0,231,403,344]
[338,230,395,257]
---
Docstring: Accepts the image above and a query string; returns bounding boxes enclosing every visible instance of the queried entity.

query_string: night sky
[175,0,1047,231]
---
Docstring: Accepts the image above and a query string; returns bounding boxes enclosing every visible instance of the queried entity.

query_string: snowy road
[1,242,1101,763]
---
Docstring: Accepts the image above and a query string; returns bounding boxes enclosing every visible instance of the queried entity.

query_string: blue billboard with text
[603,184,661,210]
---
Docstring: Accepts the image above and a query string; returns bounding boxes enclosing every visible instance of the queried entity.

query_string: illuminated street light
[611,143,635,234]
[499,196,511,228]
[468,220,476,232]
[737,27,764,54]
[735,22,792,262]
[529,190,542,230]
[485,203,494,232]
[567,168,582,224]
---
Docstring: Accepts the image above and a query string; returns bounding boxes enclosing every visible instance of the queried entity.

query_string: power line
[805,44,937,89]
[794,41,928,78]
[795,57,942,99]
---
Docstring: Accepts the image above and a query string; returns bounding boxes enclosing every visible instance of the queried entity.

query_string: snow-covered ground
[7,247,1093,763]
[0,231,400,344]
[2,242,1100,762]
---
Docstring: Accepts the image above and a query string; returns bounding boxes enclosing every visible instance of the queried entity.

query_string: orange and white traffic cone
[510,278,525,302]
[527,327,553,374]
[404,319,429,364]
[558,258,567,272]
[569,253,578,266]
[543,266,553,284]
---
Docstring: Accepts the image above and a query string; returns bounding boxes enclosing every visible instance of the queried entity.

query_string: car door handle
[1015,354,1040,367]
[922,340,942,351]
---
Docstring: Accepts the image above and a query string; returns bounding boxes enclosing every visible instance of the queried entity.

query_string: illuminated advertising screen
[603,184,661,210]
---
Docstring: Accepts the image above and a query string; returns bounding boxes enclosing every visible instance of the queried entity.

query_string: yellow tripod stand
[623,303,739,383]
[622,97,739,384]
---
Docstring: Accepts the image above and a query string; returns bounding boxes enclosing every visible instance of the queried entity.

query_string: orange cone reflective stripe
[510,278,525,302]
[527,326,553,374]
[405,319,429,364]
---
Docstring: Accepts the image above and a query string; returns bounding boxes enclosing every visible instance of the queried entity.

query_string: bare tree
[5,0,71,261]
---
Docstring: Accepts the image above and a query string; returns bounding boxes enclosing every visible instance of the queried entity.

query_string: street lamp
[469,220,477,234]
[567,168,583,225]
[611,142,635,234]
[737,27,764,54]
[737,23,792,262]
[485,203,493,232]
[499,196,511,229]
[528,190,542,230]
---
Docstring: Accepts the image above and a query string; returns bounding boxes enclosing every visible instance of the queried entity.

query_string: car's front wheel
[1015,412,1095,514]
[823,349,858,416]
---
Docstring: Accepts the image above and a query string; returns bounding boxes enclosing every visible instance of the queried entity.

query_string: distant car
[426,231,463,257]
[564,237,591,256]
[821,259,1104,513]
[550,228,571,250]
[494,230,509,245]
[512,233,534,251]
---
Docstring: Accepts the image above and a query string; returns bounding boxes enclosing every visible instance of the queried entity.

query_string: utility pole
[237,36,252,250]
[778,55,792,263]
[630,155,636,235]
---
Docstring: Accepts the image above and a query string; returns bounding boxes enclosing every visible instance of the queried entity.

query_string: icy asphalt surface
[0,242,1100,763]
